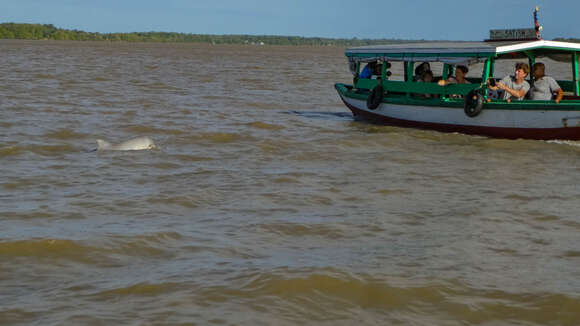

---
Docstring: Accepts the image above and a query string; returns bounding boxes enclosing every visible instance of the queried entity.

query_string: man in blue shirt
[360,62,377,79]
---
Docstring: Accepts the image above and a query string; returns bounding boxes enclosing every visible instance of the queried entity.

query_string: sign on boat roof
[345,40,580,64]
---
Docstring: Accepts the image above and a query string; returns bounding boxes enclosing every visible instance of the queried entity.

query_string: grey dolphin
[96,136,157,151]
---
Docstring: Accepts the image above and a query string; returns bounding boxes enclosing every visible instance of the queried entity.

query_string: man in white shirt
[529,62,564,103]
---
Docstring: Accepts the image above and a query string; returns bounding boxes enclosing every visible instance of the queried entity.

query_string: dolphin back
[96,137,156,151]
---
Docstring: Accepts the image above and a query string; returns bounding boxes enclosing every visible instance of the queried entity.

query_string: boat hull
[336,84,580,140]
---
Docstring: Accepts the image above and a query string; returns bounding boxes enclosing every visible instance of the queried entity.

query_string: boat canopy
[346,40,580,65]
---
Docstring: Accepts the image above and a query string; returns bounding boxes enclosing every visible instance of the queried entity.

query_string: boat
[334,8,580,140]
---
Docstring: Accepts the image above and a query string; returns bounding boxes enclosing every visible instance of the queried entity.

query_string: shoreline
[0,38,355,49]
[0,23,426,47]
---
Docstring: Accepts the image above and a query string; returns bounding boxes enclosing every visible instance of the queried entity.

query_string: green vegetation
[0,23,415,46]
[555,38,580,43]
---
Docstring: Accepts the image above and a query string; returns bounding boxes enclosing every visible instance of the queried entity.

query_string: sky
[2,0,580,41]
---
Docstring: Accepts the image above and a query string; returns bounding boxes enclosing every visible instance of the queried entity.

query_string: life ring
[464,90,484,117]
[367,85,384,110]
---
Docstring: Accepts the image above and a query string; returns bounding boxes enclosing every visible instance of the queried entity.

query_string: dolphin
[96,136,157,151]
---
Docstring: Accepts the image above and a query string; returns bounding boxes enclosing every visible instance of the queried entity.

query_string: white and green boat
[334,10,580,140]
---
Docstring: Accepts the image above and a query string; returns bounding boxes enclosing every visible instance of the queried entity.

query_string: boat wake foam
[282,111,353,121]
[546,140,580,148]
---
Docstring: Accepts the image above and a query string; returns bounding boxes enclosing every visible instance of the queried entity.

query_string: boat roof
[346,40,580,64]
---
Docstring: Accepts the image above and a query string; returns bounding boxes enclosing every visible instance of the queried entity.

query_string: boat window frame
[489,50,580,98]
[573,52,579,95]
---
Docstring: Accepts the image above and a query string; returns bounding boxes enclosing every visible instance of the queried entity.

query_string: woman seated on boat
[413,62,431,81]
[415,70,438,98]
[437,65,470,86]
[487,62,530,101]
[437,65,470,98]
[529,62,564,103]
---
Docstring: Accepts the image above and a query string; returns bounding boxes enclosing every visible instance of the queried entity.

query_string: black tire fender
[464,90,484,117]
[367,85,384,110]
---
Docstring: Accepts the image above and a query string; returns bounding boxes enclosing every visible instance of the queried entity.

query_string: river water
[1,40,579,325]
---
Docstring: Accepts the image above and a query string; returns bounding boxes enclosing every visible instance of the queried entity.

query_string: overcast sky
[2,0,579,40]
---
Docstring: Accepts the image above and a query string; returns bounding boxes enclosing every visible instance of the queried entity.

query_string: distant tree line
[554,38,580,43]
[0,23,416,46]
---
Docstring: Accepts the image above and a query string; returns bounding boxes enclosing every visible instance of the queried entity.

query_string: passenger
[373,63,383,76]
[360,62,377,79]
[438,65,471,86]
[487,62,530,101]
[414,62,431,81]
[437,65,471,98]
[529,62,564,103]
[420,70,434,83]
[416,70,436,98]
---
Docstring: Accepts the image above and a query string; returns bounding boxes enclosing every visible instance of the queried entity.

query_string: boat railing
[354,78,480,97]
[354,78,580,100]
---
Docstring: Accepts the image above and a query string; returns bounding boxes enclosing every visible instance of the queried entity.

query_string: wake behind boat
[334,7,580,140]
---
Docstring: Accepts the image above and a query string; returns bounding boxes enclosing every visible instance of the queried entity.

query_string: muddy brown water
[1,40,579,325]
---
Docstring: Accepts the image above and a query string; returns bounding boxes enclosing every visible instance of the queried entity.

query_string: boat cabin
[346,40,580,107]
